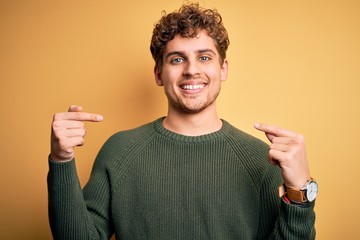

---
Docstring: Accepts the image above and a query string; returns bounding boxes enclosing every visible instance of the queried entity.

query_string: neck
[163,106,222,136]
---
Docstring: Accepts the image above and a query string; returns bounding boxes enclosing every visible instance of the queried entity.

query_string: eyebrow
[164,48,217,60]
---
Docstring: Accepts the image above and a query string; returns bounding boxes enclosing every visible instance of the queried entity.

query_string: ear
[154,66,163,86]
[220,59,229,82]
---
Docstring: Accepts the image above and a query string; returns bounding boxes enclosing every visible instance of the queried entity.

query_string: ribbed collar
[153,117,231,143]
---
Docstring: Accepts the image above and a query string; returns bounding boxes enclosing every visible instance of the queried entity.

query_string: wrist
[284,178,318,204]
[49,153,73,163]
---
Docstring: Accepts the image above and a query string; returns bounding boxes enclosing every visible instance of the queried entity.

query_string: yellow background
[1,0,359,239]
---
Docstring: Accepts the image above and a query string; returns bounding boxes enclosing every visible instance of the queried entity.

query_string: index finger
[54,111,103,122]
[254,123,297,138]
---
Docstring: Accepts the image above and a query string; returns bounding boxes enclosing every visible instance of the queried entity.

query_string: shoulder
[223,121,269,157]
[94,120,158,165]
[108,121,155,143]
[103,120,156,152]
[222,121,278,184]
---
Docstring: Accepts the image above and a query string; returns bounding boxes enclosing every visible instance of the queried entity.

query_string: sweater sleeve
[256,165,316,240]
[47,157,112,240]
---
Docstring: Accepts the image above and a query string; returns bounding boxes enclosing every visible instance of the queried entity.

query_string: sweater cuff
[48,156,78,185]
[281,197,316,225]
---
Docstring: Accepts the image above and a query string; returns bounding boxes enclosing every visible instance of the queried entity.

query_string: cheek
[160,72,177,93]
[161,68,181,84]
[206,67,222,79]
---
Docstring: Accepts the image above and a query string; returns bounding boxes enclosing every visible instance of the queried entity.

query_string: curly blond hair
[150,3,230,69]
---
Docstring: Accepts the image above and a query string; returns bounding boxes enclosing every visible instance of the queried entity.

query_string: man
[48,3,317,239]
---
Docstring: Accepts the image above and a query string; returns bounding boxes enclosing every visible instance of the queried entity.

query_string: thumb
[265,132,276,143]
[68,105,83,112]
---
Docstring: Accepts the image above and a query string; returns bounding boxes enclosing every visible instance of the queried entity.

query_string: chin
[181,107,206,114]
[177,101,214,114]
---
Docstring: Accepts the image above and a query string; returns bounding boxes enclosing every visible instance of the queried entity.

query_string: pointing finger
[53,112,103,122]
[254,123,297,138]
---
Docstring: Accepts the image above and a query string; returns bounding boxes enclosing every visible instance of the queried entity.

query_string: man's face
[155,30,228,114]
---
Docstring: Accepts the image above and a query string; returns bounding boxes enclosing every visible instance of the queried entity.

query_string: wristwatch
[286,178,318,203]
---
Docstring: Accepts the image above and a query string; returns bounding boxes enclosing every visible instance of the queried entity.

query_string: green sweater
[48,118,316,239]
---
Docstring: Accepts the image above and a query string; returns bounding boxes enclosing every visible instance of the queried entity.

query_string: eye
[170,57,184,64]
[199,56,211,61]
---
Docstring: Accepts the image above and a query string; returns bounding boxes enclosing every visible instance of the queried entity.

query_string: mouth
[180,84,206,90]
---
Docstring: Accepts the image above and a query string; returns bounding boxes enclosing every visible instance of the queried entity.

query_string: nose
[183,59,200,78]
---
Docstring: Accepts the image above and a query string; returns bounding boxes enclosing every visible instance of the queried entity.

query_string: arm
[254,123,316,239]
[48,105,111,239]
[256,164,316,239]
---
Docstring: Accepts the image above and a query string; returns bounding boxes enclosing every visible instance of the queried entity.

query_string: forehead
[163,30,219,56]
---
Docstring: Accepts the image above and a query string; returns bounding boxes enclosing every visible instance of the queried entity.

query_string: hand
[254,123,310,190]
[50,105,103,162]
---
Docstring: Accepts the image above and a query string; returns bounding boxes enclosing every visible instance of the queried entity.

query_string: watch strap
[286,186,306,203]
[283,194,310,208]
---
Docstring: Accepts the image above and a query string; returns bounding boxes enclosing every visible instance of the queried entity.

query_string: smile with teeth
[181,84,205,90]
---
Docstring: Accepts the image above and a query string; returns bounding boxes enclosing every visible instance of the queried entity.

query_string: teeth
[182,84,205,90]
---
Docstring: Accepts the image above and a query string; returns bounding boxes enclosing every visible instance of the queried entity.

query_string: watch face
[306,181,318,202]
